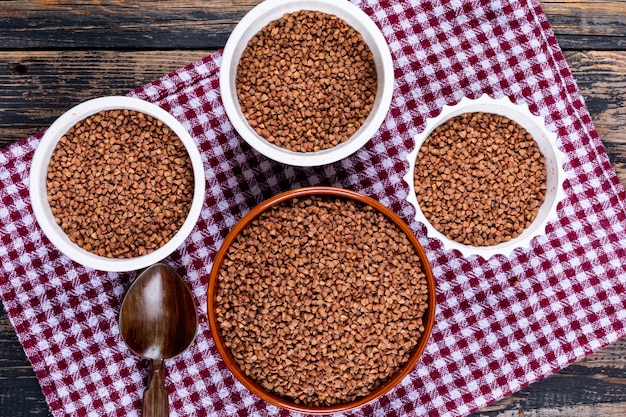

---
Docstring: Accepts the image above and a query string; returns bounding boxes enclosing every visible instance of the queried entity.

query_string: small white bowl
[404,94,567,259]
[29,96,205,272]
[220,0,394,167]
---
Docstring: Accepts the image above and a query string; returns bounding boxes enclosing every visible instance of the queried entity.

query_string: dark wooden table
[1,1,625,416]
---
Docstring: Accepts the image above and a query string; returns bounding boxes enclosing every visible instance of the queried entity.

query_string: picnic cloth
[2,0,626,415]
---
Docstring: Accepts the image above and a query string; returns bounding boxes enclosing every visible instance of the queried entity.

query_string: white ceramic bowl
[404,94,567,259]
[29,96,205,272]
[220,0,394,167]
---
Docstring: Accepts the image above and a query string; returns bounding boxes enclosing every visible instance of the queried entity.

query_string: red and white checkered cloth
[2,0,626,415]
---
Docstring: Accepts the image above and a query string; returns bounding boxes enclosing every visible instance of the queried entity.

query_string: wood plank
[0,1,624,51]
[539,1,626,49]
[0,50,212,147]
[470,338,626,416]
[0,0,262,50]
[563,50,626,185]
[0,303,51,417]
[474,404,626,416]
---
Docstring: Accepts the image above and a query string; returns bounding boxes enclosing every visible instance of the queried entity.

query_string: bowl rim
[219,0,394,167]
[207,186,437,414]
[403,93,567,259]
[29,96,206,272]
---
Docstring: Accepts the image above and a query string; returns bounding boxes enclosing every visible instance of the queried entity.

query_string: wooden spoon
[119,263,198,417]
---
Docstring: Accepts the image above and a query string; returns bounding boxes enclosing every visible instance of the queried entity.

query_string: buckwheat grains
[413,112,547,247]
[46,109,195,258]
[236,10,377,152]
[215,196,429,406]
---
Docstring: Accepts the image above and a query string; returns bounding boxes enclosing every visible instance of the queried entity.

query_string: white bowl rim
[219,0,394,167]
[403,94,567,259]
[29,96,206,272]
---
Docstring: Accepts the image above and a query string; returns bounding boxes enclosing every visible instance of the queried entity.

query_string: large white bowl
[404,94,567,259]
[220,0,394,167]
[29,96,205,272]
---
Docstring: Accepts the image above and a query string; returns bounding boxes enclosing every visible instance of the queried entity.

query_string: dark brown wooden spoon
[119,263,198,417]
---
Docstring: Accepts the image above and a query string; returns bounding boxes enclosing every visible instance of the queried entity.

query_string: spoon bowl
[119,263,198,417]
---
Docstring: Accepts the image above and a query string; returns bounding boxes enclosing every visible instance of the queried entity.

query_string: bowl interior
[405,94,566,258]
[29,96,205,272]
[207,186,436,414]
[220,0,394,166]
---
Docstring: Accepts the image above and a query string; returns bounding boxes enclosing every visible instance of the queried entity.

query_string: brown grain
[46,109,195,258]
[215,196,429,406]
[236,10,377,152]
[413,112,547,246]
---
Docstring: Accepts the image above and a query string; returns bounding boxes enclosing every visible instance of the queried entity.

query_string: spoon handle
[142,358,169,417]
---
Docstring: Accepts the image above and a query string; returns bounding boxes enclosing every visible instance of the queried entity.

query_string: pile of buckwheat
[46,109,195,258]
[215,196,430,406]
[413,112,547,246]
[236,10,378,152]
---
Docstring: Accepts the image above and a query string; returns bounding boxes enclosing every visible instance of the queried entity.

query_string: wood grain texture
[0,0,262,49]
[0,50,212,147]
[539,1,626,49]
[471,338,626,416]
[0,302,51,416]
[564,50,626,185]
[0,0,625,416]
[1,1,623,50]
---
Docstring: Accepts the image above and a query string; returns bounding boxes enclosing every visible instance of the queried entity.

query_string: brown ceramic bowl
[207,186,436,414]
